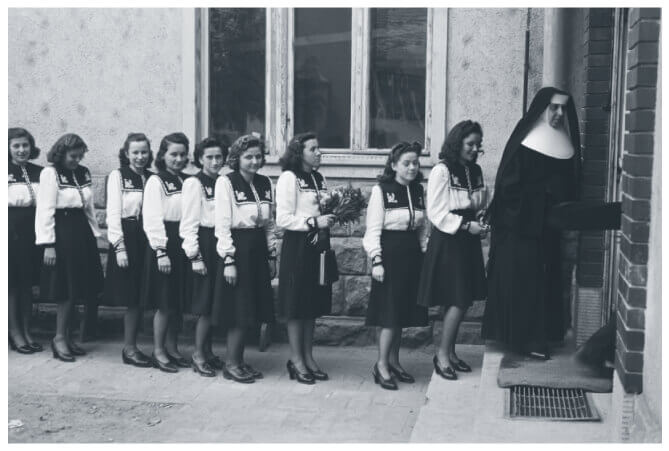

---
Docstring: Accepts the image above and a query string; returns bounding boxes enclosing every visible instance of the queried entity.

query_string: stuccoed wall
[8,8,185,187]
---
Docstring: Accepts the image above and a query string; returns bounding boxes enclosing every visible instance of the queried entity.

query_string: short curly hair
[155,132,189,171]
[279,132,317,173]
[8,127,40,162]
[439,120,483,166]
[377,141,424,185]
[193,137,228,169]
[47,133,89,168]
[118,132,154,168]
[227,133,266,171]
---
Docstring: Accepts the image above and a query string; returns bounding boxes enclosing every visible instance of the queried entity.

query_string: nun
[482,87,581,360]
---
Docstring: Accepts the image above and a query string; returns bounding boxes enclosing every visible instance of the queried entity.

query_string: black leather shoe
[51,340,75,362]
[306,366,329,381]
[67,341,87,356]
[151,353,178,373]
[449,358,472,373]
[389,365,415,383]
[122,348,152,368]
[207,355,225,370]
[286,360,315,385]
[241,363,263,379]
[166,352,190,368]
[27,342,43,352]
[223,365,255,383]
[10,336,34,354]
[433,356,457,380]
[192,357,216,377]
[373,363,398,390]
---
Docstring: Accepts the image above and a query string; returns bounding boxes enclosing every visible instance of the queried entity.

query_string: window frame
[201,7,448,169]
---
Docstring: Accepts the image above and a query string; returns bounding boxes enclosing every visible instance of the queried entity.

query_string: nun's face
[546,103,565,129]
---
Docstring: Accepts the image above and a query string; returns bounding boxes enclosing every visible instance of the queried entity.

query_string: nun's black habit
[482,87,582,355]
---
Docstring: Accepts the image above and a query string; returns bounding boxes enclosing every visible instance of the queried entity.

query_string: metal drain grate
[507,385,600,421]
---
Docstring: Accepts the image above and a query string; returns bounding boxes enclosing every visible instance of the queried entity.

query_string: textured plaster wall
[8,8,184,177]
[447,8,529,186]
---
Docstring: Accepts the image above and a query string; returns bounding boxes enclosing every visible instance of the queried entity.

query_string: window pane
[293,8,351,148]
[209,8,266,143]
[369,8,427,148]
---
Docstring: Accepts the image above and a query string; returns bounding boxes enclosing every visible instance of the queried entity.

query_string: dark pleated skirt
[187,226,218,316]
[482,227,566,350]
[101,218,147,307]
[8,207,43,293]
[365,230,428,328]
[40,208,104,304]
[277,230,332,320]
[417,228,486,310]
[212,228,275,328]
[139,221,188,314]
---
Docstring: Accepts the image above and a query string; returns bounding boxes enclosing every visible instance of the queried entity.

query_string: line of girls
[8,120,489,389]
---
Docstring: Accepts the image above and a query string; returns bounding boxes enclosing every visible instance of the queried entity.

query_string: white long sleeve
[362,185,384,259]
[35,167,58,245]
[142,175,168,250]
[84,187,102,239]
[180,177,203,259]
[427,164,464,235]
[215,176,236,258]
[106,170,124,249]
[263,181,278,256]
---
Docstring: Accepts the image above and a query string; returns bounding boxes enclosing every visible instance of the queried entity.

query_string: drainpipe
[543,8,569,90]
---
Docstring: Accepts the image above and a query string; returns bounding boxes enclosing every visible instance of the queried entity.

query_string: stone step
[28,304,484,347]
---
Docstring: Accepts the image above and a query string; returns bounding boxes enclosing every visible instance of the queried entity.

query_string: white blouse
[427,162,488,235]
[180,172,217,260]
[106,167,148,251]
[35,165,101,246]
[9,162,41,207]
[142,171,185,251]
[275,169,328,232]
[362,182,429,259]
[215,172,277,258]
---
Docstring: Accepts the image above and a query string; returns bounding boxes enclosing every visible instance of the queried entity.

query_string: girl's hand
[192,260,207,276]
[268,260,277,279]
[157,255,171,274]
[43,247,56,266]
[316,214,336,229]
[224,265,237,286]
[371,265,384,283]
[116,250,129,268]
[468,221,485,235]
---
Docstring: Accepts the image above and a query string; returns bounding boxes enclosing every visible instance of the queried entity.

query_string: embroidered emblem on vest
[235,190,247,201]
[205,186,213,197]
[386,192,397,204]
[124,178,135,189]
[265,190,272,200]
[9,173,15,182]
[298,178,309,189]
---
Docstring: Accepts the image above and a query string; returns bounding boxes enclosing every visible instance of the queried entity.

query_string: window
[206,8,448,162]
[209,8,266,143]
[293,8,352,148]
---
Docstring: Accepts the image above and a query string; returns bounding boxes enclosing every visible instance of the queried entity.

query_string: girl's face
[391,151,420,184]
[301,138,321,171]
[64,147,85,170]
[199,146,224,176]
[239,146,263,176]
[125,140,150,170]
[163,142,188,173]
[459,133,482,163]
[9,137,31,165]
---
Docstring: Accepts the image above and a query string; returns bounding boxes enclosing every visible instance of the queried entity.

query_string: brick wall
[577,8,614,288]
[615,7,660,394]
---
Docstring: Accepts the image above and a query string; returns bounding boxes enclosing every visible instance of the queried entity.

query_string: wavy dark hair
[279,132,318,173]
[47,133,89,168]
[439,120,483,166]
[8,127,40,162]
[155,132,189,171]
[193,137,228,169]
[227,134,265,171]
[377,141,424,184]
[118,132,154,168]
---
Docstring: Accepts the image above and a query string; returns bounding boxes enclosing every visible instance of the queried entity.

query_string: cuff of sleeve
[446,215,464,235]
[268,249,277,260]
[189,251,203,263]
[39,243,56,249]
[113,239,126,252]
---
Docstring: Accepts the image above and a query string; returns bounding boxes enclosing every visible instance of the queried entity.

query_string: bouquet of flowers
[319,184,368,226]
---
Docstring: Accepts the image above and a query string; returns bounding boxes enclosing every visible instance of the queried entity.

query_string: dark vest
[156,170,186,196]
[8,161,42,185]
[54,164,93,189]
[195,171,218,200]
[378,180,425,211]
[118,166,151,192]
[293,169,326,193]
[444,162,484,193]
[227,171,272,205]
